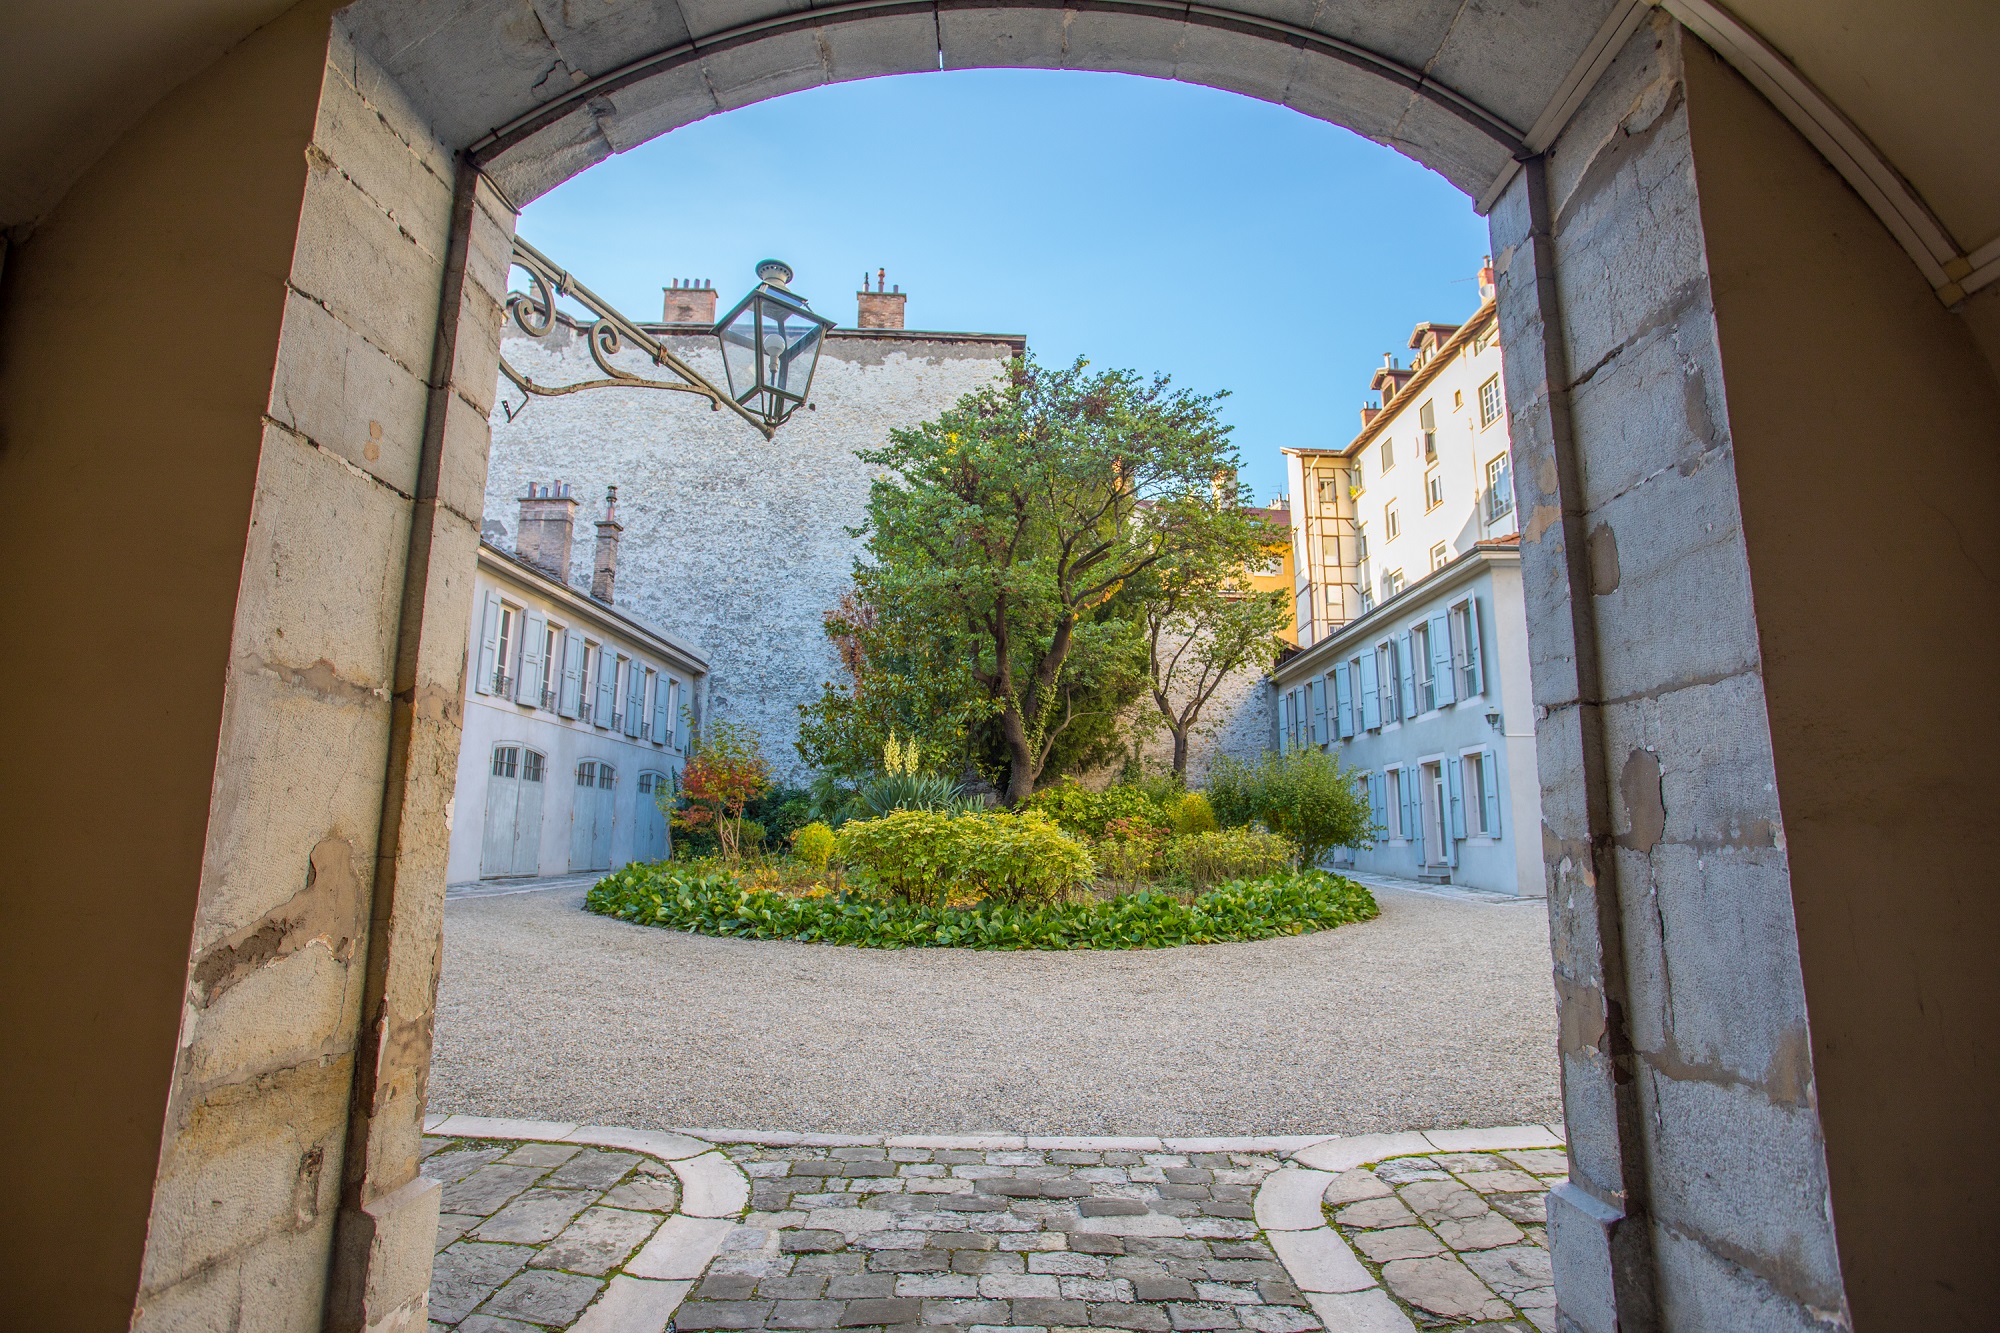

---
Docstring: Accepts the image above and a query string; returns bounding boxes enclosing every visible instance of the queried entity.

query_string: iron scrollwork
[497,234,773,439]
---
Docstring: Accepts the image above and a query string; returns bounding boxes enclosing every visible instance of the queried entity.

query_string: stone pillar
[1489,13,1843,1328]
[515,481,577,577]
[592,486,622,604]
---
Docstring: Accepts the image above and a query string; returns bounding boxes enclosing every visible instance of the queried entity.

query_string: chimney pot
[592,485,623,604]
[663,281,718,324]
[516,481,579,578]
[857,271,907,330]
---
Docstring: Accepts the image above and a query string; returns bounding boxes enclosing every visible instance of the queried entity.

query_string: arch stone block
[939,4,1070,71]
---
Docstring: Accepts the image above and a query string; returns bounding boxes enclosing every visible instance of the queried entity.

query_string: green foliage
[1206,748,1376,866]
[737,819,767,851]
[1163,827,1298,890]
[1093,824,1165,893]
[791,821,837,873]
[800,353,1253,802]
[1168,790,1218,835]
[857,770,979,817]
[835,809,1094,908]
[586,864,1378,950]
[671,719,771,860]
[746,786,815,846]
[1020,778,1171,841]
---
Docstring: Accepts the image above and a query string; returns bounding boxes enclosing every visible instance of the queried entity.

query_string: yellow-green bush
[792,820,837,872]
[1020,779,1170,840]
[1164,827,1297,890]
[835,809,1093,907]
[1169,791,1218,835]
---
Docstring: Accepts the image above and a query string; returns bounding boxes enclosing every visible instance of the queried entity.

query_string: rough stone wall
[1489,14,1842,1330]
[1090,656,1276,789]
[484,326,1016,785]
[133,19,504,1332]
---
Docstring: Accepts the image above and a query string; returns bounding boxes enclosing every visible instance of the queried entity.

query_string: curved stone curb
[423,1114,754,1331]
[1256,1123,1568,1333]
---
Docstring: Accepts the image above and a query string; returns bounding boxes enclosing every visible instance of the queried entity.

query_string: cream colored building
[1284,261,1517,648]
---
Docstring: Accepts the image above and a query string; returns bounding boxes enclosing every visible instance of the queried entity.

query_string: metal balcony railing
[492,671,512,696]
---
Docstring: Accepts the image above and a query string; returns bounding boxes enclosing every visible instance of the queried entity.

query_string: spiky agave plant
[858,770,980,817]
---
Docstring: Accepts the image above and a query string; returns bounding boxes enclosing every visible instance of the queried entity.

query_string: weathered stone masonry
[485,320,1022,783]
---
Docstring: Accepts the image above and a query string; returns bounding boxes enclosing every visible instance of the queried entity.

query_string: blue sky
[518,69,1490,506]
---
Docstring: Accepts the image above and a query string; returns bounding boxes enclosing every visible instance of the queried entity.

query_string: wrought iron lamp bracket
[496,234,775,439]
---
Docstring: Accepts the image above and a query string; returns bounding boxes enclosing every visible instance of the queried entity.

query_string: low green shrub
[1021,779,1170,840]
[835,809,1093,907]
[1163,827,1297,890]
[1207,749,1375,865]
[586,863,1379,950]
[791,821,837,872]
[1168,791,1219,835]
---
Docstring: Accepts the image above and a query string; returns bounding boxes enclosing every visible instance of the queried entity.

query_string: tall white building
[1270,261,1543,895]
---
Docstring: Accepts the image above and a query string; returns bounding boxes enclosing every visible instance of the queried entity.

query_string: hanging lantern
[714,259,835,430]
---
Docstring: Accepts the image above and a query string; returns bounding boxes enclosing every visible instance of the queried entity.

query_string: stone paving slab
[420,1125,1567,1333]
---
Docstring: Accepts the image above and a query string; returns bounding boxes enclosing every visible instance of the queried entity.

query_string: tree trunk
[1000,704,1038,805]
[1171,727,1190,778]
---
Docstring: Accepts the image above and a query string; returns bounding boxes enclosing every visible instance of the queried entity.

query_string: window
[491,745,519,779]
[493,604,517,695]
[1450,598,1485,697]
[541,623,560,708]
[1317,476,1341,504]
[1430,541,1449,572]
[1383,568,1405,599]
[1484,454,1514,522]
[1376,638,1402,724]
[1385,502,1401,541]
[575,760,597,787]
[521,750,544,783]
[1462,753,1488,836]
[1348,467,1363,498]
[1380,438,1395,473]
[1479,374,1503,426]
[598,763,617,789]
[1249,551,1282,577]
[1355,526,1368,562]
[1419,400,1436,460]
[637,771,657,795]
[1474,326,1494,354]
[1453,389,1464,411]
[1425,471,1444,511]
[1387,768,1407,838]
[1412,621,1434,712]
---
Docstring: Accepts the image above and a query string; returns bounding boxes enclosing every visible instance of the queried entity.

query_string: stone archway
[1,2,1997,1330]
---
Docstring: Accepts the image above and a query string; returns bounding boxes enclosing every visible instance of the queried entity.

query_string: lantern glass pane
[717,302,760,404]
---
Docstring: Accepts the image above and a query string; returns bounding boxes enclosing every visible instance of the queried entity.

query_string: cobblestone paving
[417,1121,1567,1333]
[422,1135,686,1330]
[1318,1151,1562,1331]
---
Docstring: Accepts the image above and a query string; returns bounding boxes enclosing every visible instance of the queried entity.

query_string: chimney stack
[1360,404,1381,427]
[592,485,623,604]
[856,267,906,329]
[1478,255,1496,302]
[516,480,578,578]
[663,278,718,325]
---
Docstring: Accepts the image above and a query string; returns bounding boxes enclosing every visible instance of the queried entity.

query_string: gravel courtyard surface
[430,882,1559,1137]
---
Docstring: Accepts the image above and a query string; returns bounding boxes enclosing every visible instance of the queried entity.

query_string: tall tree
[1138,571,1293,778]
[809,355,1246,804]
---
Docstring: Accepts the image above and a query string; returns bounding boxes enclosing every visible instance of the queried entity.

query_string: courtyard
[429,878,1559,1138]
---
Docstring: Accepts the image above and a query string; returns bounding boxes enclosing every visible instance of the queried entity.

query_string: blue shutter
[1311,678,1327,744]
[1429,612,1455,706]
[625,661,645,736]
[593,649,617,728]
[1368,772,1386,835]
[1402,769,1418,844]
[474,591,501,695]
[673,681,689,751]
[1481,749,1503,837]
[1465,597,1485,697]
[651,673,670,744]
[1359,651,1381,729]
[1398,633,1418,720]
[1447,755,1466,840]
[558,629,584,717]
[518,611,547,705]
[1333,663,1352,739]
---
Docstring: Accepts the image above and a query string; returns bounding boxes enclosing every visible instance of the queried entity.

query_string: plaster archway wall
[0,2,1994,1330]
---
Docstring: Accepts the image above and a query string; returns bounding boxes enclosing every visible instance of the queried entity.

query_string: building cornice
[1272,540,1519,685]
[476,541,710,676]
[1282,299,1499,463]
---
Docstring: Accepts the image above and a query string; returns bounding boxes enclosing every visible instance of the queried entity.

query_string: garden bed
[584,861,1378,950]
